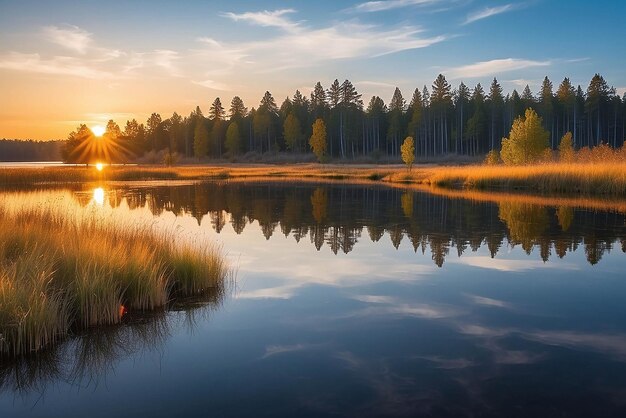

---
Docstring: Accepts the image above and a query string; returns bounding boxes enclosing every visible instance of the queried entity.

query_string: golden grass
[418,162,626,195]
[1,158,626,196]
[0,190,228,357]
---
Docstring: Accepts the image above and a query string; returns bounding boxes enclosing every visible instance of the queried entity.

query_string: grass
[2,159,626,196]
[417,162,626,195]
[0,190,228,357]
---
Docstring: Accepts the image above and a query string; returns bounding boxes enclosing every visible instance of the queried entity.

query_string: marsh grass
[0,191,228,357]
[3,158,625,196]
[422,162,626,195]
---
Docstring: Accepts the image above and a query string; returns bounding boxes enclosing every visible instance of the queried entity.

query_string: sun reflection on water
[92,188,105,206]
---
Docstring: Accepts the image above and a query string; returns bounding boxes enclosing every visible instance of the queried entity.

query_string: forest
[62,73,626,163]
[0,139,62,161]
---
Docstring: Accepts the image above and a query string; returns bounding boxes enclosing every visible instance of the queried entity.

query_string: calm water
[2,181,626,417]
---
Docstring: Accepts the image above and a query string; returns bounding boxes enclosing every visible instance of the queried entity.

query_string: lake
[1,181,626,417]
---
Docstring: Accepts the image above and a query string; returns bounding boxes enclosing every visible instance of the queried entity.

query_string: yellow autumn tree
[309,118,327,163]
[500,108,550,165]
[558,131,575,162]
[401,136,415,171]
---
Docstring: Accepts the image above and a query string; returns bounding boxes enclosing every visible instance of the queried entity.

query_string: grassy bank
[0,191,227,357]
[398,162,626,195]
[1,161,626,196]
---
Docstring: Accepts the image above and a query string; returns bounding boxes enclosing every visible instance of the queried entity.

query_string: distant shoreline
[1,162,626,197]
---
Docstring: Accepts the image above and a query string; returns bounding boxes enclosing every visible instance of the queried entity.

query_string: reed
[0,191,227,357]
[422,162,626,195]
[2,158,626,196]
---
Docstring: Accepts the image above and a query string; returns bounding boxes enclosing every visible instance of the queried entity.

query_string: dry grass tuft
[0,191,228,357]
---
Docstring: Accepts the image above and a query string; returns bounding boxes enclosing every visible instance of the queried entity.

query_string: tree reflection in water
[75,182,626,267]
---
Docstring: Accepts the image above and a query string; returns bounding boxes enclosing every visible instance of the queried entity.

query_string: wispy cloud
[261,344,311,359]
[351,0,441,13]
[565,57,590,63]
[467,294,511,308]
[463,4,516,25]
[221,9,301,32]
[507,78,539,89]
[355,80,399,89]
[450,254,578,271]
[192,79,232,91]
[151,49,182,76]
[0,52,114,79]
[43,25,93,54]
[218,21,447,71]
[445,58,550,79]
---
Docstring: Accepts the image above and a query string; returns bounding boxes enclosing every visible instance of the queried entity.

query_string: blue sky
[1,0,625,139]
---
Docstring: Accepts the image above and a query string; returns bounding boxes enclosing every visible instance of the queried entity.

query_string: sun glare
[95,162,104,171]
[92,187,105,206]
[91,125,106,137]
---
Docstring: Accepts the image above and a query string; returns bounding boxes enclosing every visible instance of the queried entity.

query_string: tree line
[63,73,626,163]
[0,139,62,162]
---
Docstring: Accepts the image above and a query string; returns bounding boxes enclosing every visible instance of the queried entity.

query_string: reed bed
[420,162,626,195]
[0,191,228,357]
[1,158,626,196]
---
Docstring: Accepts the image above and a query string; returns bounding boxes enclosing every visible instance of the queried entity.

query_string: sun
[95,162,104,171]
[91,125,106,137]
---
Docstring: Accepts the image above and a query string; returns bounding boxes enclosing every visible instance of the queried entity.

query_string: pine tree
[229,96,247,121]
[557,78,576,139]
[283,112,302,151]
[193,118,209,159]
[408,88,422,155]
[585,74,609,146]
[488,78,504,151]
[465,84,486,155]
[387,87,405,157]
[225,121,241,156]
[366,96,386,154]
[521,85,535,109]
[310,82,327,120]
[431,74,452,154]
[339,79,362,158]
[455,82,470,154]
[538,76,555,147]
[257,91,278,152]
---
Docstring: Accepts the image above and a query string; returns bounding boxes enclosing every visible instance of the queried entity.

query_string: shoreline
[2,162,626,197]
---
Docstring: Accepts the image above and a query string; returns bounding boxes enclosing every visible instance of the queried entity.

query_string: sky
[1,0,625,140]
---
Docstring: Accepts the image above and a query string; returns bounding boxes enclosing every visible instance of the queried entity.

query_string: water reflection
[92,187,105,206]
[2,183,626,417]
[71,182,626,266]
[0,295,223,396]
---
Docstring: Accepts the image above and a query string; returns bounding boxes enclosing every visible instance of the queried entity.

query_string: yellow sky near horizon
[0,70,205,140]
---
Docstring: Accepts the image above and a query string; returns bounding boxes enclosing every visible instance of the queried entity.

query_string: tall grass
[2,152,626,196]
[422,162,626,195]
[0,191,228,357]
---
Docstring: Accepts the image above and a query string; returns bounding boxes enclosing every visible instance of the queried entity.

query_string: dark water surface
[2,181,626,417]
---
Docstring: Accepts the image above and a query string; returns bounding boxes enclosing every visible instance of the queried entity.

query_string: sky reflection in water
[1,182,626,417]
